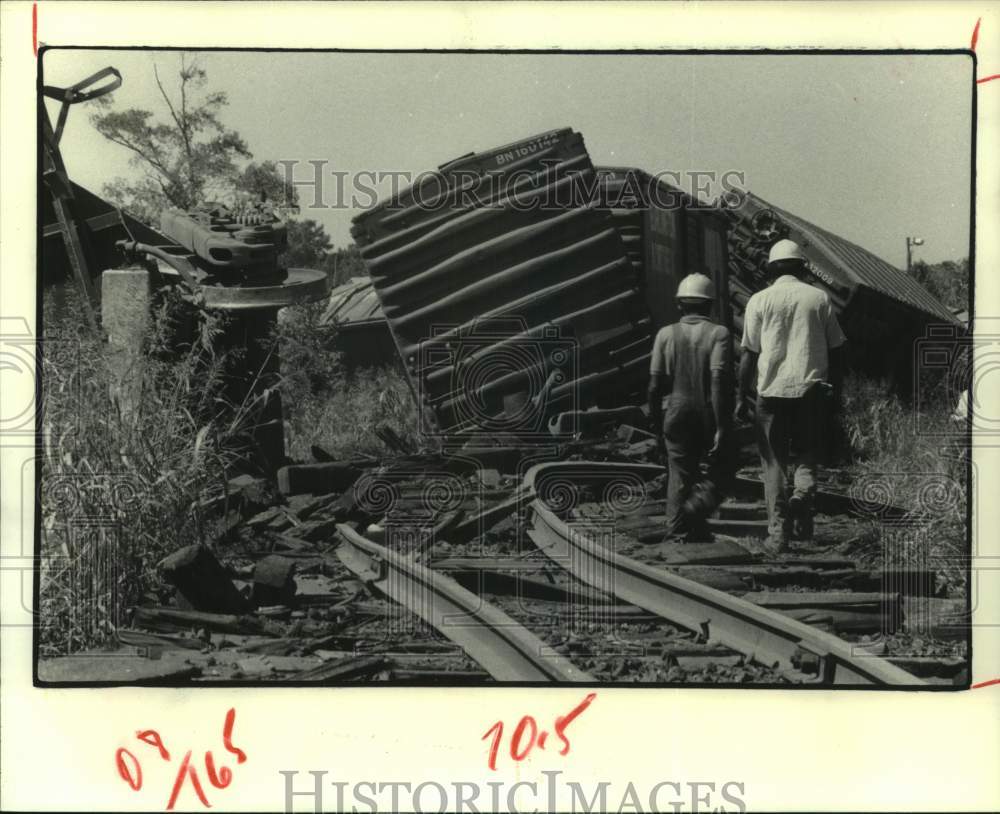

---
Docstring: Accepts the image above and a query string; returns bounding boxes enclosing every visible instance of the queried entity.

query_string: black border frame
[33,45,977,691]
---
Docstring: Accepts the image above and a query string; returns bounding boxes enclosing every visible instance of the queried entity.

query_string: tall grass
[39,287,262,656]
[275,301,421,461]
[839,372,968,593]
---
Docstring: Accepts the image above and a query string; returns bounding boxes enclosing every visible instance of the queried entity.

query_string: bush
[839,372,967,593]
[274,301,421,461]
[39,287,260,656]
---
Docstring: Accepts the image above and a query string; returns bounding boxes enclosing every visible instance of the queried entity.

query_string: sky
[43,49,973,267]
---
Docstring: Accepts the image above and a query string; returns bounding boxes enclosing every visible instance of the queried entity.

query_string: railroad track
[331,456,963,686]
[83,434,961,686]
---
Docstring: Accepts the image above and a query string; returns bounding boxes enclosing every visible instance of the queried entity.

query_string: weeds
[275,301,420,460]
[839,372,968,595]
[39,286,262,656]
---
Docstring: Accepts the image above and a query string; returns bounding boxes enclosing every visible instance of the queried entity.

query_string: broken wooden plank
[277,462,365,496]
[447,488,526,543]
[116,628,205,651]
[716,501,767,520]
[131,606,264,635]
[433,560,619,604]
[292,654,390,681]
[389,668,490,682]
[742,591,900,608]
[778,608,899,634]
[630,539,755,566]
[884,655,968,679]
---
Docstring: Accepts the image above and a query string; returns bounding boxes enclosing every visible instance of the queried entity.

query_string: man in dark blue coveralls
[648,273,732,543]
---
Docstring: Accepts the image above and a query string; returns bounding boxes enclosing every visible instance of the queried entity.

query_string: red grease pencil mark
[553,691,597,756]
[222,707,246,764]
[137,729,171,762]
[971,677,1000,689]
[32,3,37,56]
[166,750,211,810]
[482,693,597,770]
[114,708,246,808]
[116,748,142,791]
[971,18,1000,83]
[204,751,233,789]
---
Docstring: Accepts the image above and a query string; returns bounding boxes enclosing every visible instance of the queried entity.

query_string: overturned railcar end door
[597,167,732,333]
[351,129,650,439]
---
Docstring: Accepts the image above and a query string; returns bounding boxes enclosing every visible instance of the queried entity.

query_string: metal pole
[905,237,912,274]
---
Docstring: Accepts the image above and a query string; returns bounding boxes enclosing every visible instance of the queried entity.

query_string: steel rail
[335,524,593,682]
[522,461,924,686]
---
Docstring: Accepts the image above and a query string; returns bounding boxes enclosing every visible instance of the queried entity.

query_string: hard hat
[768,239,808,266]
[676,273,715,301]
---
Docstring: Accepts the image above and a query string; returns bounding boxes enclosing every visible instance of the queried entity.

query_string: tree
[92,58,334,271]
[910,258,970,314]
[236,160,300,214]
[325,245,367,286]
[283,219,333,270]
[92,55,250,223]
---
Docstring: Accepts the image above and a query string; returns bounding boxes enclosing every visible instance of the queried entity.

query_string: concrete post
[101,266,156,423]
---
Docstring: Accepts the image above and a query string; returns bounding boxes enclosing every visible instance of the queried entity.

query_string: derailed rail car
[42,181,171,289]
[350,129,731,438]
[725,192,963,392]
[319,276,397,368]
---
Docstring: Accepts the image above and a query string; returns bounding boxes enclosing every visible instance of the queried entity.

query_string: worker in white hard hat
[735,239,847,552]
[648,273,733,543]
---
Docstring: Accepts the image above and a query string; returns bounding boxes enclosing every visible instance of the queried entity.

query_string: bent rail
[335,524,593,682]
[522,461,924,686]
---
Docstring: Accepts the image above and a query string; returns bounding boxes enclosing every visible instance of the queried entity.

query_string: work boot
[788,493,814,542]
[764,515,793,555]
[683,525,715,544]
[764,533,788,555]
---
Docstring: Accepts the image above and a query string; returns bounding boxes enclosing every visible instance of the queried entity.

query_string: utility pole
[906,236,924,274]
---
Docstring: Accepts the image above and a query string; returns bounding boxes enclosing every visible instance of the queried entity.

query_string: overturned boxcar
[724,192,963,392]
[320,276,397,368]
[350,128,730,439]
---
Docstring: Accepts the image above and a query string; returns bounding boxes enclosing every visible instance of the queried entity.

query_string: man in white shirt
[735,239,846,551]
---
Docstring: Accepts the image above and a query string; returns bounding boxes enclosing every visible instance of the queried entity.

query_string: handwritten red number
[116,748,142,791]
[222,707,246,764]
[204,751,233,789]
[483,694,597,769]
[166,750,211,810]
[553,692,597,756]
[137,729,171,761]
[481,721,503,771]
[510,715,537,761]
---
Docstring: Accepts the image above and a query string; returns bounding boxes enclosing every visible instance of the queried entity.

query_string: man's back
[650,314,730,405]
[742,275,845,398]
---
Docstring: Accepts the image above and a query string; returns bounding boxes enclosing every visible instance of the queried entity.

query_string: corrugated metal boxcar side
[724,191,961,388]
[352,128,645,438]
[319,276,397,367]
[351,130,732,438]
